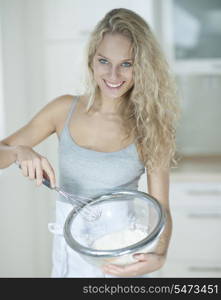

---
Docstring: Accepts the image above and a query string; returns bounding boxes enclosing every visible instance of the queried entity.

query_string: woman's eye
[122,62,132,68]
[98,59,108,64]
[98,59,132,68]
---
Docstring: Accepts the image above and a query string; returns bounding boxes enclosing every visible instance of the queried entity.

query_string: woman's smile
[103,79,125,89]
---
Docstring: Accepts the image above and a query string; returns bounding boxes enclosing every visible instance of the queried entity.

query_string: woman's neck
[95,91,124,115]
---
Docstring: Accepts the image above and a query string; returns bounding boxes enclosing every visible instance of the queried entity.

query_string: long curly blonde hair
[82,8,180,171]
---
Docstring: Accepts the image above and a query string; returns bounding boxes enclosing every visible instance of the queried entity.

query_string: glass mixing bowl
[63,190,166,267]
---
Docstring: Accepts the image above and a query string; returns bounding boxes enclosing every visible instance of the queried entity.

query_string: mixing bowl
[63,190,166,267]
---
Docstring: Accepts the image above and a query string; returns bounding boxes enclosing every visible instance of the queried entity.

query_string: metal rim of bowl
[63,190,166,258]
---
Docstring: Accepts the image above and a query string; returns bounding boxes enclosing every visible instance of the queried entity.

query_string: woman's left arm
[102,167,172,277]
[146,167,172,257]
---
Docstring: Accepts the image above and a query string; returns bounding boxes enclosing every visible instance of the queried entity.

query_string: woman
[0,8,179,277]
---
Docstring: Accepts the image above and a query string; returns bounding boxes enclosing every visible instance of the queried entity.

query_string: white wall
[0,0,54,277]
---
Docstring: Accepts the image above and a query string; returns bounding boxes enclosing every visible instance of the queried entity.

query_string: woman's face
[92,33,134,100]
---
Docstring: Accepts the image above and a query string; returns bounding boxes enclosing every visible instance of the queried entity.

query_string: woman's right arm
[0,94,73,187]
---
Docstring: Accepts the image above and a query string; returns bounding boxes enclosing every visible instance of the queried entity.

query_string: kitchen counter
[171,155,221,181]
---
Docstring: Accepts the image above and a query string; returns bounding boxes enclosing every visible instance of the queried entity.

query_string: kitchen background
[0,0,221,277]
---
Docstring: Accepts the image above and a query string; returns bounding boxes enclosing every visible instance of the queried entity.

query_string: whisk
[15,162,101,222]
[42,178,102,222]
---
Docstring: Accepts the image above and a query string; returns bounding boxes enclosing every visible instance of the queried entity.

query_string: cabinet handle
[188,213,221,218]
[188,266,221,272]
[187,189,221,196]
[212,63,221,69]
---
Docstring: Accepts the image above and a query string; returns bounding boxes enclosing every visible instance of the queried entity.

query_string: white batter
[92,228,147,250]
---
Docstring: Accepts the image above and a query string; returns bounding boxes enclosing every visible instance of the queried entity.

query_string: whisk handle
[42,178,53,189]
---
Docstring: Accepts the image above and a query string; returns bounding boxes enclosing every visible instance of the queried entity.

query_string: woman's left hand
[102,253,165,277]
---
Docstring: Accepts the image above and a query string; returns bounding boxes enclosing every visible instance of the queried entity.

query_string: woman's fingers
[19,157,56,188]
[41,157,56,188]
[21,161,28,177]
[16,146,56,187]
[28,160,35,180]
[133,253,149,261]
[102,253,164,277]
[35,160,43,186]
[102,253,151,277]
[103,262,141,277]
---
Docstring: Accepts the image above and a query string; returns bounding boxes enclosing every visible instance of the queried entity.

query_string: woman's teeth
[104,80,125,88]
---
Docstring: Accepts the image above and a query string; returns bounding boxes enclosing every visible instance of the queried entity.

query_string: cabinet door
[161,260,221,278]
[167,209,221,261]
[170,181,221,209]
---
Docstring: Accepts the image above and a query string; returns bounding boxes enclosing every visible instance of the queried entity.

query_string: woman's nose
[107,66,120,80]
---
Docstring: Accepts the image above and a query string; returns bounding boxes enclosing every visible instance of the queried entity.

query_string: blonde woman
[0,8,179,277]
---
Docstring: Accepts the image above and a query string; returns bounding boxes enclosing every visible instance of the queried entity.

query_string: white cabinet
[160,175,221,277]
[161,261,221,278]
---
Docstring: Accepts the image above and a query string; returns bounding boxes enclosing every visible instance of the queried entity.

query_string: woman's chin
[101,91,124,100]
[99,87,130,99]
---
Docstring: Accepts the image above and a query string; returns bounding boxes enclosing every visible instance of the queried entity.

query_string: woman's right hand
[15,145,56,188]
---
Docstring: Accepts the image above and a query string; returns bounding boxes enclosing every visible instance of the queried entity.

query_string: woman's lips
[103,79,125,89]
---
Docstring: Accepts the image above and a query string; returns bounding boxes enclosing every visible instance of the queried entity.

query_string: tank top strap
[64,95,80,128]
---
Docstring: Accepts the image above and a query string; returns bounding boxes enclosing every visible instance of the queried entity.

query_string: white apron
[48,200,107,277]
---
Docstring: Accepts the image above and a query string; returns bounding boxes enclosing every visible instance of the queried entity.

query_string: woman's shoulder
[50,94,85,134]
[51,94,74,108]
[51,93,87,110]
[50,94,80,117]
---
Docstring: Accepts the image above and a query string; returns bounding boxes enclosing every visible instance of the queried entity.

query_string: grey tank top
[58,96,145,203]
